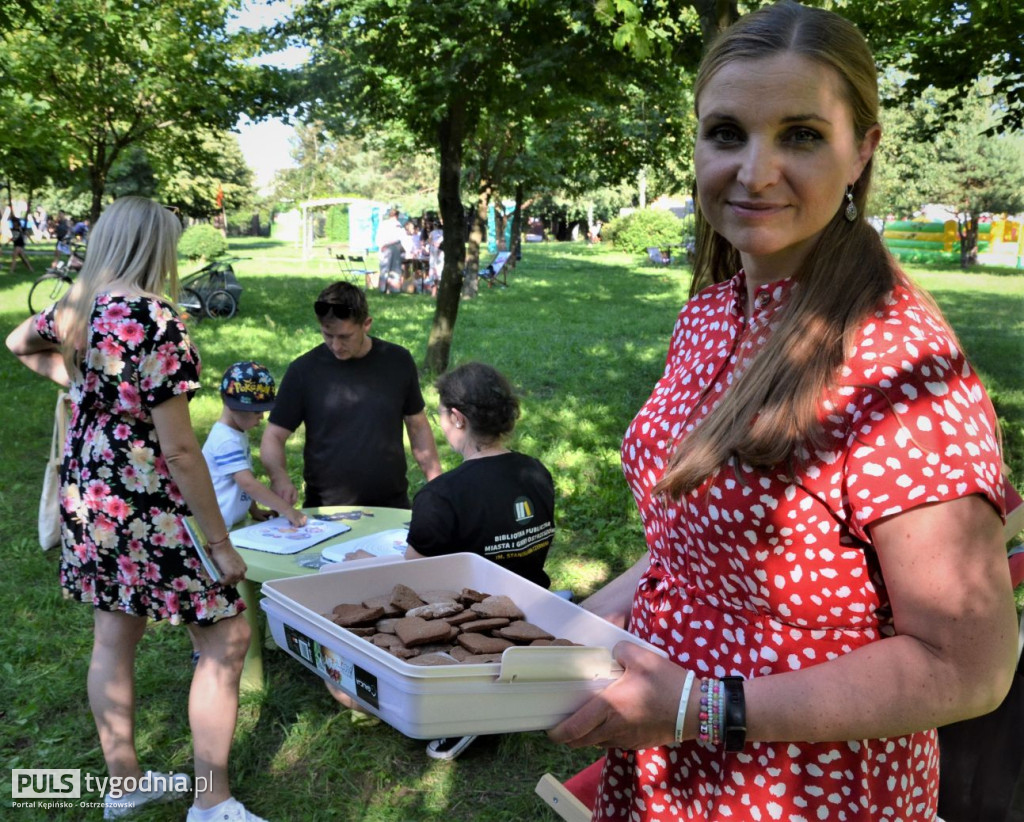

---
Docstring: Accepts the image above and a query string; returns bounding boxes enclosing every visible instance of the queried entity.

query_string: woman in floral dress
[8,197,268,822]
[549,4,1018,820]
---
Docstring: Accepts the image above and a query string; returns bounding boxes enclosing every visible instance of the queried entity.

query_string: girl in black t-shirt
[404,361,557,761]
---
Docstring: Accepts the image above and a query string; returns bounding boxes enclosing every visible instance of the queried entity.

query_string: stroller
[178,257,244,320]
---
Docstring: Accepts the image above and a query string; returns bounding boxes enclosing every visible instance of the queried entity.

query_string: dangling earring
[844,185,858,222]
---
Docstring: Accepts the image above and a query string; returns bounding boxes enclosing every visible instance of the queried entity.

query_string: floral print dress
[597,273,1004,821]
[37,294,244,625]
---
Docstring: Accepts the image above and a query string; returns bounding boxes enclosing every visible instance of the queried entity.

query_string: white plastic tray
[261,553,662,738]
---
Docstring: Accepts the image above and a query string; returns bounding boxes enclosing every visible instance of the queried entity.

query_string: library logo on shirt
[514,496,535,524]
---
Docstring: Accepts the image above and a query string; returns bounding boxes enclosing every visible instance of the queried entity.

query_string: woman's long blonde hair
[655,1,946,499]
[59,197,182,380]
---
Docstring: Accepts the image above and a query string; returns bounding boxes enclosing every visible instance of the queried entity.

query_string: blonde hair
[656,1,952,499]
[59,197,182,379]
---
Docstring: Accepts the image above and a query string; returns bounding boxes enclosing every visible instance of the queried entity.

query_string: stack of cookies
[326,583,578,666]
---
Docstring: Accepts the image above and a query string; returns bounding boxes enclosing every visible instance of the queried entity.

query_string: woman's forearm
[579,553,649,629]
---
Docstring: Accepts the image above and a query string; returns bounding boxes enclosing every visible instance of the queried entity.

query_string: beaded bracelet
[699,677,722,746]
[675,669,696,743]
[207,535,231,548]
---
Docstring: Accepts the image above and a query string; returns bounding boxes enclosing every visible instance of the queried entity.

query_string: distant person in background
[53,212,71,264]
[72,217,90,242]
[426,215,444,297]
[8,212,34,273]
[400,218,427,292]
[376,205,404,294]
[33,206,48,241]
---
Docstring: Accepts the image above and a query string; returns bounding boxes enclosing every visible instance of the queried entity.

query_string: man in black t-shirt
[261,282,441,508]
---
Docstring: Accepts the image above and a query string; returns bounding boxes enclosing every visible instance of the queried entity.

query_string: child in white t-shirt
[203,361,307,529]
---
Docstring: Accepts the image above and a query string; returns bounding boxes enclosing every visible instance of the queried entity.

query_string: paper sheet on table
[230,517,352,554]
[320,528,409,564]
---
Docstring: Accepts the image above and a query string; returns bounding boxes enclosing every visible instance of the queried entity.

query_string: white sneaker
[186,797,270,822]
[102,770,191,819]
[425,735,477,760]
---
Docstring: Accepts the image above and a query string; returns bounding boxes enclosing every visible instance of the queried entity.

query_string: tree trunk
[958,213,979,269]
[424,100,468,375]
[693,0,740,47]
[463,174,493,298]
[510,182,524,264]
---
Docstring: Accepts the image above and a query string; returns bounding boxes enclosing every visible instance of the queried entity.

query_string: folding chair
[536,759,603,821]
[479,251,512,287]
[328,247,356,281]
[538,483,1024,822]
[347,254,375,291]
[646,247,672,267]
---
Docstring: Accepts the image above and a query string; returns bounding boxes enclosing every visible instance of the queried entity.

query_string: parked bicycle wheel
[177,287,205,322]
[204,288,237,320]
[28,273,73,314]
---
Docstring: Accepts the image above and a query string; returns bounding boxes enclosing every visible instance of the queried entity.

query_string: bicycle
[27,243,86,314]
[178,257,245,321]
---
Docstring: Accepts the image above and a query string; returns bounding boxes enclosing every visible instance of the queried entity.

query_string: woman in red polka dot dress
[550,3,1019,820]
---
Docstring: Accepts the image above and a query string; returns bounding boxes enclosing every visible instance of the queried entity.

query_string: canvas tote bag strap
[52,390,68,463]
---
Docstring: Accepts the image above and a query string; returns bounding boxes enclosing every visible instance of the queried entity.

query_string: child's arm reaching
[231,468,308,527]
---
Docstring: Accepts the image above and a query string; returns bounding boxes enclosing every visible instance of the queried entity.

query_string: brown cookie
[362,594,404,617]
[420,589,461,604]
[375,617,402,634]
[331,603,385,627]
[405,601,464,620]
[394,616,457,647]
[370,633,403,649]
[390,583,425,612]
[495,621,554,643]
[444,610,479,626]
[409,638,459,655]
[457,633,514,655]
[459,587,490,604]
[459,617,511,634]
[407,652,459,666]
[470,595,525,620]
[458,653,505,664]
[449,645,472,662]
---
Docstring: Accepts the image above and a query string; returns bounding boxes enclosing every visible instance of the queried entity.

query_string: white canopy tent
[298,197,388,259]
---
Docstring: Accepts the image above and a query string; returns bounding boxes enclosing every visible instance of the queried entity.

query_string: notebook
[182,516,225,582]
[229,516,352,554]
[320,528,410,564]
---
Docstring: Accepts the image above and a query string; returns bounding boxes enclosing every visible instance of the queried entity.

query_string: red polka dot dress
[599,273,1004,821]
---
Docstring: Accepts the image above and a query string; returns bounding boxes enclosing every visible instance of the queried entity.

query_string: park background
[3,0,1024,819]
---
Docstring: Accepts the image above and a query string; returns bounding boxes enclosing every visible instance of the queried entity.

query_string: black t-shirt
[269,337,425,508]
[407,452,556,588]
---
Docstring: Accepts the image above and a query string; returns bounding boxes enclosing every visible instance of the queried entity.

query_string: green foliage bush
[603,209,684,255]
[178,223,228,260]
[326,205,349,243]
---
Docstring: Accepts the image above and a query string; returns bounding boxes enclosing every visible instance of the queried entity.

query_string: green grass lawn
[1,239,1022,821]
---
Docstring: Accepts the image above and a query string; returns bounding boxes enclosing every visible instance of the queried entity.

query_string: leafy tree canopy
[0,0,278,219]
[845,0,1024,135]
